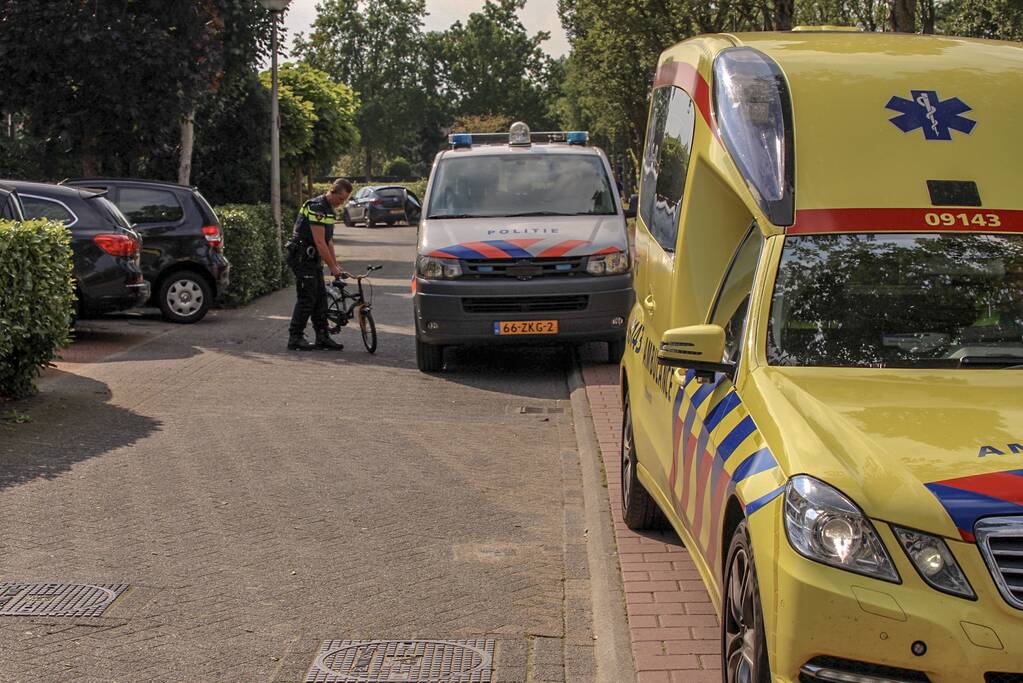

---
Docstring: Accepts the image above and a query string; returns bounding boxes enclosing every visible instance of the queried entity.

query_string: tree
[433,0,559,128]
[266,63,360,192]
[294,0,428,177]
[937,0,1023,40]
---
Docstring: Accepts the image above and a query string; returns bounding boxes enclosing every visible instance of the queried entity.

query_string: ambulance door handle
[642,294,656,314]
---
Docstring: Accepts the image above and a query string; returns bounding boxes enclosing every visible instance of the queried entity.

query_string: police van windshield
[426,154,617,219]
[767,233,1023,368]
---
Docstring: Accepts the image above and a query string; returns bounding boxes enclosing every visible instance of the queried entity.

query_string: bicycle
[326,265,382,353]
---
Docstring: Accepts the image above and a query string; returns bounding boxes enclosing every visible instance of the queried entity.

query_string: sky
[282,0,570,58]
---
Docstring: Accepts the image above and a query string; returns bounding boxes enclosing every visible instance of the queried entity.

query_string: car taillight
[93,233,139,257]
[202,225,222,248]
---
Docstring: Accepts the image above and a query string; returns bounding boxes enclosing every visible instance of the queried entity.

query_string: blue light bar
[449,133,473,148]
[567,131,589,145]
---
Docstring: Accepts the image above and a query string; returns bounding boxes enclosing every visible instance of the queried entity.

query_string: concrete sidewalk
[0,225,601,682]
[578,362,722,683]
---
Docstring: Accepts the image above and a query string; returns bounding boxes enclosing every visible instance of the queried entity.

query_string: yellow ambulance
[620,30,1023,682]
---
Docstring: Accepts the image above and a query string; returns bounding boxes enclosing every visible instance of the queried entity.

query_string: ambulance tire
[607,338,625,364]
[621,396,668,531]
[416,337,444,372]
[722,521,771,683]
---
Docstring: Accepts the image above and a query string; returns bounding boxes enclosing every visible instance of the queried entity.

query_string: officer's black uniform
[286,195,341,350]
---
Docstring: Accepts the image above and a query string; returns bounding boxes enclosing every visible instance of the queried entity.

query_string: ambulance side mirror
[657,324,735,382]
[623,193,638,219]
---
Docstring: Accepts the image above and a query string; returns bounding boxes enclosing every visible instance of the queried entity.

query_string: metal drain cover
[306,639,494,683]
[0,583,128,617]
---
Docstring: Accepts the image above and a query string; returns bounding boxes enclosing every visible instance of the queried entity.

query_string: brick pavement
[580,362,722,683]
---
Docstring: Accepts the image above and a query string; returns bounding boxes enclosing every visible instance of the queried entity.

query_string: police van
[413,123,634,372]
[620,30,1023,682]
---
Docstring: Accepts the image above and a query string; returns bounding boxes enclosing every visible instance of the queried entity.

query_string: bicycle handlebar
[333,265,382,283]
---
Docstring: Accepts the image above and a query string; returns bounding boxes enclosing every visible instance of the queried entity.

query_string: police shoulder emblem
[885,90,977,140]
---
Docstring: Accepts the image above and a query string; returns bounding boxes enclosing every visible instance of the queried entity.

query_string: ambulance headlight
[893,526,975,599]
[713,47,795,226]
[586,251,630,275]
[417,256,462,279]
[784,475,900,582]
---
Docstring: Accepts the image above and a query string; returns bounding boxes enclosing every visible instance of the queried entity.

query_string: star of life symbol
[885,90,977,140]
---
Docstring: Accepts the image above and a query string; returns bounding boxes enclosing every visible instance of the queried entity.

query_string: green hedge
[0,219,75,399]
[217,203,291,308]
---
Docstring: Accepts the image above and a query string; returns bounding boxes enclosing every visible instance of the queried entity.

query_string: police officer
[285,178,352,351]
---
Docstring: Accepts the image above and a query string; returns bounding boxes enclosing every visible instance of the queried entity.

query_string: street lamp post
[259,0,292,259]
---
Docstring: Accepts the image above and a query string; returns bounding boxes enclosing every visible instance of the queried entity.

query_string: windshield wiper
[957,355,1023,368]
[502,211,576,217]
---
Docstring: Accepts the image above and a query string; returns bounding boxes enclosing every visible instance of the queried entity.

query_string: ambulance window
[639,85,696,252]
[710,227,764,362]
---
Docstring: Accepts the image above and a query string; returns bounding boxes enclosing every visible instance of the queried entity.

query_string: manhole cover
[306,639,494,683]
[0,583,128,617]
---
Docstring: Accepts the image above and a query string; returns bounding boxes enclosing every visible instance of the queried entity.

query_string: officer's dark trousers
[289,260,328,337]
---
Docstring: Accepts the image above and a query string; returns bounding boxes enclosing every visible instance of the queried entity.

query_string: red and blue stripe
[926,469,1023,542]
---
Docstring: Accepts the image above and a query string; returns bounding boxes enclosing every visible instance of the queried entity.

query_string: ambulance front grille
[976,517,1023,610]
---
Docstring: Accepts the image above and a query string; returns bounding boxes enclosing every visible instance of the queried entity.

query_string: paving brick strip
[578,362,722,683]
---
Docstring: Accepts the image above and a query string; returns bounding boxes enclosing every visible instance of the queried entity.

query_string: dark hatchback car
[64,178,229,323]
[342,186,422,227]
[6,180,149,316]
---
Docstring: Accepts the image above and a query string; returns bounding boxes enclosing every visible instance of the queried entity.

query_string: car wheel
[158,270,211,324]
[621,394,668,530]
[608,338,626,364]
[342,210,354,227]
[416,336,444,372]
[722,521,771,683]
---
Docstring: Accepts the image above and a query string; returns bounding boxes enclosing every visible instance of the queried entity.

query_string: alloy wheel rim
[167,279,203,316]
[724,546,758,683]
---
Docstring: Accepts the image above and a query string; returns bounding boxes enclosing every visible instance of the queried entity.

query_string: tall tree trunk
[920,0,935,33]
[774,0,795,30]
[178,106,196,185]
[890,0,916,32]
[81,134,100,176]
[307,168,314,198]
[364,147,374,180]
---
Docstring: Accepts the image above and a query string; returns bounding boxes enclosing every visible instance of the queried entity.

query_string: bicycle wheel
[325,290,346,334]
[359,307,378,353]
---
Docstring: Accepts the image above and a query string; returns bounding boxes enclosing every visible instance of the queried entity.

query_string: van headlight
[586,251,630,275]
[893,526,975,599]
[417,256,462,279]
[784,475,900,582]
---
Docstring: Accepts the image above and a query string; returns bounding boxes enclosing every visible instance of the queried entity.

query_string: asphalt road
[0,225,605,682]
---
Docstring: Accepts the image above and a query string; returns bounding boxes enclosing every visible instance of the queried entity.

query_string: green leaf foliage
[216,204,291,308]
[0,220,75,399]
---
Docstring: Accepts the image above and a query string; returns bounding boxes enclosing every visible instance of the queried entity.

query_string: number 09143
[924,211,1002,228]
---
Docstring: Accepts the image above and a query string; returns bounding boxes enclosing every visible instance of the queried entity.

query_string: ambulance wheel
[416,337,444,372]
[722,521,771,683]
[608,338,626,363]
[621,395,667,530]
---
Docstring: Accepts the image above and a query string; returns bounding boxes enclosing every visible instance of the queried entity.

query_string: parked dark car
[5,180,149,317]
[0,183,25,220]
[342,186,422,227]
[63,178,229,323]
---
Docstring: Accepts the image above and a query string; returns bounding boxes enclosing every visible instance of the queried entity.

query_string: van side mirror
[657,324,735,382]
[623,193,638,219]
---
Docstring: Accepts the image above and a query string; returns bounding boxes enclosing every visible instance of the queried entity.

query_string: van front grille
[976,517,1023,610]
[463,257,586,278]
[461,295,588,314]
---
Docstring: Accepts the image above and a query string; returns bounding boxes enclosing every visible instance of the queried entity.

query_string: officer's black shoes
[314,333,344,351]
[287,334,317,351]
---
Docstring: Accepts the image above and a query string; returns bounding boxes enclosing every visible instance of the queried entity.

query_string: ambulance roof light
[713,47,795,227]
[449,133,473,148]
[509,121,531,146]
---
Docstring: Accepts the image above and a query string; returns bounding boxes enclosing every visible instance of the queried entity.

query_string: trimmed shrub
[217,203,291,308]
[0,219,75,399]
[384,157,413,178]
